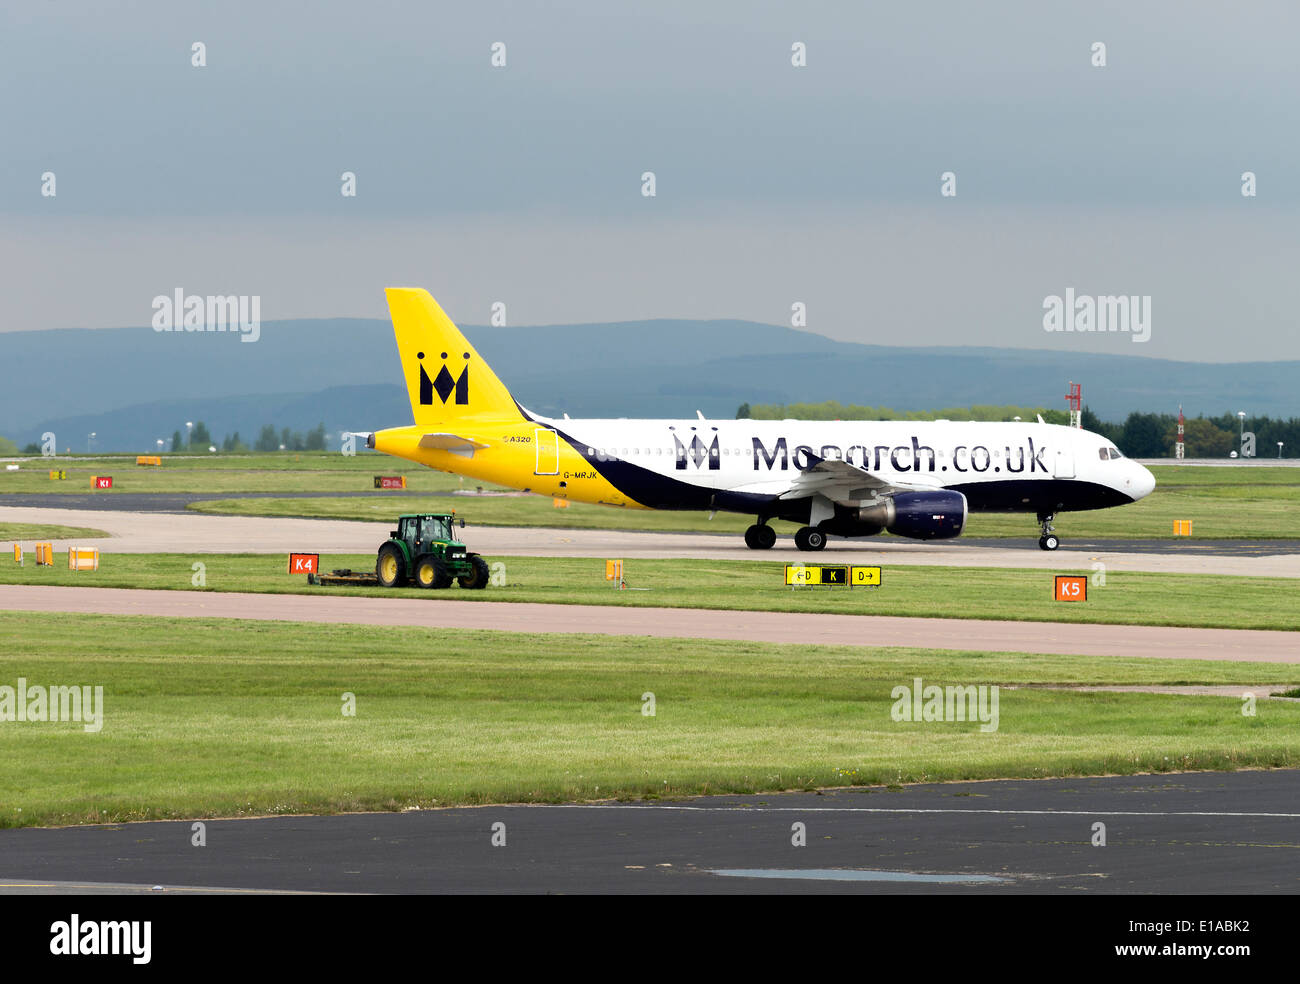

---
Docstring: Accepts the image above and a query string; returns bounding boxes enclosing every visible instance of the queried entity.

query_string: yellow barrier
[136,455,162,466]
[68,547,99,571]
[1173,519,1193,536]
[605,559,624,587]
[35,542,53,566]
[553,498,569,509]
[12,543,21,565]
[48,469,67,480]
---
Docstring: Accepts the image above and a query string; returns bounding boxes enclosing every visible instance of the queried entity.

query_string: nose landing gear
[1037,513,1059,551]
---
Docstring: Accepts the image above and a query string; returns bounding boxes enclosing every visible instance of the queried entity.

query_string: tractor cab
[394,513,463,554]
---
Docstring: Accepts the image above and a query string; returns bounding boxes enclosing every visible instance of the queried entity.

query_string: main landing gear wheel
[744,524,776,550]
[794,526,827,552]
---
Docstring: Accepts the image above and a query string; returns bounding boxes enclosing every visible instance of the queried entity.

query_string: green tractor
[375,513,490,590]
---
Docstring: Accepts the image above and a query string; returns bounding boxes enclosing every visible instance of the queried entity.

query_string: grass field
[0,523,107,541]
[2,552,1297,630]
[181,464,1300,540]
[0,452,487,495]
[1,611,1296,828]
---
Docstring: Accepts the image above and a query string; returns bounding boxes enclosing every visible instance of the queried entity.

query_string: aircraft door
[535,428,559,475]
[1053,443,1076,479]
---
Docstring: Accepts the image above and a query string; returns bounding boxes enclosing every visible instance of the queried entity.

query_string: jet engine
[853,490,967,540]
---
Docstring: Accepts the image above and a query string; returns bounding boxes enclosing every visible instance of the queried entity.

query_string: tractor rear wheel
[376,543,406,587]
[458,554,490,589]
[414,554,451,589]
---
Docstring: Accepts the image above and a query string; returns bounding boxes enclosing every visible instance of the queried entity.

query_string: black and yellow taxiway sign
[785,565,881,587]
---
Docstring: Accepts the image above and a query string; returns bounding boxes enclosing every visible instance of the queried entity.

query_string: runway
[4,583,1298,662]
[2,770,1296,894]
[4,505,1300,578]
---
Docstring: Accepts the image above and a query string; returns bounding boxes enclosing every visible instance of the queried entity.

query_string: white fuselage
[533,415,1155,514]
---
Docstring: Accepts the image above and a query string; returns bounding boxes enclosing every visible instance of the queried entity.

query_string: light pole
[1237,411,1245,449]
[87,431,95,454]
[1279,442,1285,459]
[186,421,193,450]
[156,439,165,454]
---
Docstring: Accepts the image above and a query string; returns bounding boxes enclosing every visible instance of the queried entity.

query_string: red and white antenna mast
[1065,381,1082,429]
[1176,405,1185,460]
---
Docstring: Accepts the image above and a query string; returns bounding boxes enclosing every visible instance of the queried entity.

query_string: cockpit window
[1108,447,1123,459]
[1098,448,1109,460]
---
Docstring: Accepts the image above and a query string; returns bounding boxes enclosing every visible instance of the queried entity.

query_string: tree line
[165,422,328,453]
[13,422,333,455]
[1082,409,1296,458]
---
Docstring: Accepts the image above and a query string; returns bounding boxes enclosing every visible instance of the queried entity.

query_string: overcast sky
[2,1,1297,361]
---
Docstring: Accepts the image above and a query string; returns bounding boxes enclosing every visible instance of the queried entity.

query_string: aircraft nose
[1130,462,1156,500]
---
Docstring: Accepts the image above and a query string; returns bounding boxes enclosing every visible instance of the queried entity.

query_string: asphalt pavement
[2,770,1296,894]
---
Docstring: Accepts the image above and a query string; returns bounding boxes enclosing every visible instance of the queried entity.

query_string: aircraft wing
[418,433,491,458]
[776,455,943,502]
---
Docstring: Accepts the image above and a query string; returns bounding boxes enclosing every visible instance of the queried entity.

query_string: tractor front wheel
[376,543,406,587]
[414,554,451,589]
[458,554,491,590]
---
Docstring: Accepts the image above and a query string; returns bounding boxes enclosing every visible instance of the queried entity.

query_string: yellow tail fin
[385,288,523,425]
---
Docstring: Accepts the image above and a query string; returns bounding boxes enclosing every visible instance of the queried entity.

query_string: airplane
[366,288,1156,552]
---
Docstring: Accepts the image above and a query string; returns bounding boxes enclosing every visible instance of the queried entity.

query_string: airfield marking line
[552,805,1300,819]
[2,583,1299,662]
[0,878,333,895]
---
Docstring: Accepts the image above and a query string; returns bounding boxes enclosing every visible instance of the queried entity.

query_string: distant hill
[3,318,1296,452]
